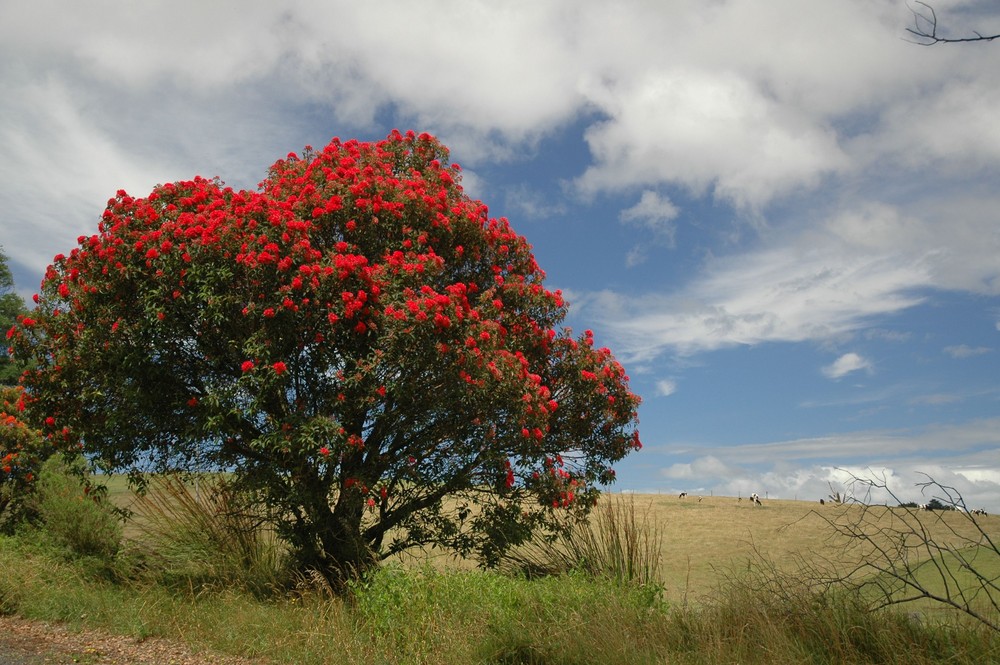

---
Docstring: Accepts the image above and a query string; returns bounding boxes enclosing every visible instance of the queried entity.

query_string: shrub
[34,455,121,560]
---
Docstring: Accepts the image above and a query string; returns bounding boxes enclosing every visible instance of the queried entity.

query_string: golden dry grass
[609,492,1000,605]
[101,473,1000,605]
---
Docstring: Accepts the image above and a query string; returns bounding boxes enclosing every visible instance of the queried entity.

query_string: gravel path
[0,616,258,665]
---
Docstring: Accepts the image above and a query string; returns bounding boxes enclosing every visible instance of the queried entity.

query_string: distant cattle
[971,508,988,516]
[750,492,762,506]
[678,492,688,499]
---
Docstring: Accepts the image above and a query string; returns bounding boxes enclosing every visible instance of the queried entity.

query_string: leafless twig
[808,470,1000,631]
[906,1,1000,45]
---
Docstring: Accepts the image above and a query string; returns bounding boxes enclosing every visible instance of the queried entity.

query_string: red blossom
[241,360,255,373]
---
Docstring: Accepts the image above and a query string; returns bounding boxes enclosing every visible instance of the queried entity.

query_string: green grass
[2,534,997,664]
[4,478,1000,664]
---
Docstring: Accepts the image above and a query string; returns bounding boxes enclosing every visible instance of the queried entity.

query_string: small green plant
[34,455,122,560]
[129,474,289,595]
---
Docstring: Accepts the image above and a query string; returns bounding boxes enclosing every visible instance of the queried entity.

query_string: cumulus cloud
[2,2,998,284]
[620,190,679,240]
[662,455,742,481]
[577,68,850,207]
[822,353,872,379]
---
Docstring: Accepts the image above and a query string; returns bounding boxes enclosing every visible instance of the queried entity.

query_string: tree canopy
[9,131,642,582]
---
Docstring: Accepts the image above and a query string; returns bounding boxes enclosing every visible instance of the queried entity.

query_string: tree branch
[905,1,1000,45]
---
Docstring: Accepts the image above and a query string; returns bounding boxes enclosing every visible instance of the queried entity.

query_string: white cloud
[619,190,679,243]
[2,0,999,345]
[655,379,678,397]
[822,353,872,379]
[575,194,1000,361]
[662,455,741,481]
[656,418,1000,509]
[577,68,850,208]
[944,345,992,358]
[578,229,930,360]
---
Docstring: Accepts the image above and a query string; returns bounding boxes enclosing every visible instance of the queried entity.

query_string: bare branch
[905,1,1000,45]
[807,469,1000,631]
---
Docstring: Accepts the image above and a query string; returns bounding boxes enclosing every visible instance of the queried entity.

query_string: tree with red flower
[0,385,45,529]
[9,131,642,586]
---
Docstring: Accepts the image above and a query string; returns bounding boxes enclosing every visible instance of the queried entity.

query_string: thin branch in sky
[905,1,1000,45]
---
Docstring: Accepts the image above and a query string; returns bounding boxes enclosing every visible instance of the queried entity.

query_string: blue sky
[1,1,998,508]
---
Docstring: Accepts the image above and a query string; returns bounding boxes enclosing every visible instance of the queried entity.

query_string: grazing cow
[971,508,988,516]
[678,492,687,498]
[750,492,762,506]
[919,503,931,511]
[819,498,825,505]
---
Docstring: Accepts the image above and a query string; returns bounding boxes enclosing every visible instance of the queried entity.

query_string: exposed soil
[0,616,257,665]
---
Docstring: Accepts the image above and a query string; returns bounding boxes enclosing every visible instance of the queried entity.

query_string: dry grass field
[104,474,1000,608]
[623,492,1000,611]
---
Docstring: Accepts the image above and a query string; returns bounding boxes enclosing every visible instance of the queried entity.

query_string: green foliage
[33,455,122,560]
[347,565,666,664]
[700,554,997,664]
[0,246,28,386]
[128,474,290,595]
[10,131,642,585]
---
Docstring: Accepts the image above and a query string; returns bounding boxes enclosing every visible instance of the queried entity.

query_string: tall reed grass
[500,494,664,592]
[128,474,289,595]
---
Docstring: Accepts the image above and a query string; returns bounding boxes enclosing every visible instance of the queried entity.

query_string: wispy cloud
[944,344,992,359]
[578,191,1000,362]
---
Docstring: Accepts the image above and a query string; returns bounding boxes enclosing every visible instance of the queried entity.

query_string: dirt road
[0,616,256,665]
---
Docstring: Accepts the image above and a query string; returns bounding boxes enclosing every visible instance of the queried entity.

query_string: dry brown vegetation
[111,474,998,606]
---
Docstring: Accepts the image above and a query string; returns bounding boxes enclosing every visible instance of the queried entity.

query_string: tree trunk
[291,491,375,592]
